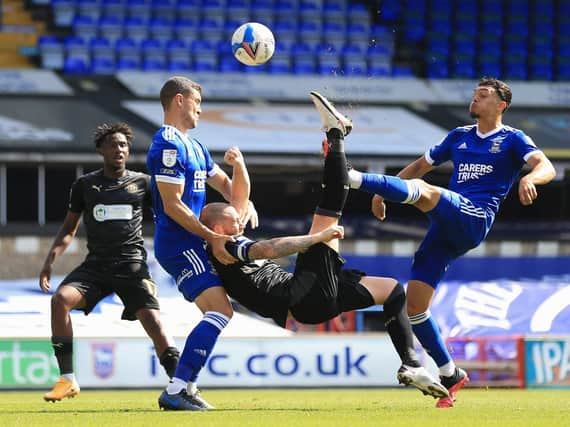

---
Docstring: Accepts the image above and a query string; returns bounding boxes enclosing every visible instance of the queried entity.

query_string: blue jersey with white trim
[427,125,539,218]
[146,125,218,258]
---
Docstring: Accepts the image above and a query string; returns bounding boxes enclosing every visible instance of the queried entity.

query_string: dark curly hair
[93,123,134,148]
[478,77,512,113]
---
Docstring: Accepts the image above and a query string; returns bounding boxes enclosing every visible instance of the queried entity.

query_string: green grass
[1,388,570,427]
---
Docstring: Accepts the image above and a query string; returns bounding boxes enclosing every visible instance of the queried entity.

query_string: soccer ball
[231,22,275,66]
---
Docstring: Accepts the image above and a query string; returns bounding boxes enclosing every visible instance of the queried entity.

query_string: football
[231,22,275,66]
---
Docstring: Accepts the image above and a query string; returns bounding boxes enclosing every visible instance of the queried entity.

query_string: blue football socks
[173,311,229,384]
[349,171,421,205]
[409,310,452,368]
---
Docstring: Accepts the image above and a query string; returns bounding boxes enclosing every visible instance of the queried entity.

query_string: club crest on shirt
[126,183,138,193]
[489,136,506,153]
[162,149,177,167]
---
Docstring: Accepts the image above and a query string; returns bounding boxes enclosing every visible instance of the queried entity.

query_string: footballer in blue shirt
[146,76,256,411]
[347,78,556,408]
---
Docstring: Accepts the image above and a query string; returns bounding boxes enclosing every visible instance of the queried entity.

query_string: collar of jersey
[162,124,193,145]
[476,124,505,139]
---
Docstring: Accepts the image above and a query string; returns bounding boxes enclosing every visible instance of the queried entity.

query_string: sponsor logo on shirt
[162,149,177,167]
[159,168,177,175]
[193,170,207,191]
[457,163,494,183]
[93,204,133,222]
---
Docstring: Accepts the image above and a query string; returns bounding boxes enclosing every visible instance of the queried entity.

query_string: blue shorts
[157,243,222,302]
[411,189,490,288]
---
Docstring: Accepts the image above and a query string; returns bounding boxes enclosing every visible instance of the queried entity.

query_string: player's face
[182,88,202,130]
[221,207,244,236]
[469,86,504,119]
[99,132,129,170]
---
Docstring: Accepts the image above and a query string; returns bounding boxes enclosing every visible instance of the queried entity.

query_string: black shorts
[289,243,374,324]
[60,260,160,321]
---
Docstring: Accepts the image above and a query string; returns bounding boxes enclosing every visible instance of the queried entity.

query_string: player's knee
[406,298,429,316]
[51,290,75,311]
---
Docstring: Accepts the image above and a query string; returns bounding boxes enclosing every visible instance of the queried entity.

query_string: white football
[231,22,275,66]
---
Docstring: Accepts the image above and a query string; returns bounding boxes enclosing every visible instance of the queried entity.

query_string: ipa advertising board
[525,338,570,389]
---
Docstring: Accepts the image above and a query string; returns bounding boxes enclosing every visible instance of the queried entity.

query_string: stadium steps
[0,0,46,67]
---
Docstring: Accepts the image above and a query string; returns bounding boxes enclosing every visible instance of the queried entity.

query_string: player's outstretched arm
[223,146,258,228]
[247,225,344,260]
[518,151,556,205]
[39,211,82,292]
[157,180,236,264]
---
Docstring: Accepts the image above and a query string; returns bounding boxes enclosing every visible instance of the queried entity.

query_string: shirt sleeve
[224,235,257,262]
[68,178,84,213]
[148,132,186,185]
[511,130,540,162]
[426,128,462,166]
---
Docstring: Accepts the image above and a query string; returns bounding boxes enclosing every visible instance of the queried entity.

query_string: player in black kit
[200,93,450,400]
[39,123,179,402]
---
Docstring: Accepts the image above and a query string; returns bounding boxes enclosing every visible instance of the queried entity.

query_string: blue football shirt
[426,124,540,218]
[146,125,219,258]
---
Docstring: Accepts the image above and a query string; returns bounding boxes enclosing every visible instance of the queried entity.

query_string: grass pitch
[1,388,569,427]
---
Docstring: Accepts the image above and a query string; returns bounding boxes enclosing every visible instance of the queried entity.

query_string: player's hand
[209,233,237,265]
[240,200,259,229]
[319,225,344,242]
[224,146,244,167]
[371,194,387,221]
[518,175,538,206]
[39,264,52,292]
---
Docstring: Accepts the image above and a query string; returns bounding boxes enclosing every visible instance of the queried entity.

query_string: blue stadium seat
[369,25,394,55]
[379,0,401,23]
[64,56,90,73]
[346,23,369,49]
[244,63,269,74]
[292,43,316,74]
[38,35,64,69]
[192,40,218,71]
[90,37,114,61]
[391,64,414,78]
[219,56,241,73]
[529,61,553,81]
[317,44,341,75]
[124,17,149,43]
[64,36,90,63]
[77,0,100,21]
[451,55,476,79]
[174,18,198,45]
[201,0,225,25]
[102,0,126,20]
[143,57,167,70]
[453,33,477,57]
[72,15,98,41]
[402,12,426,43]
[504,63,528,80]
[299,21,322,48]
[178,0,200,21]
[268,41,292,74]
[141,38,166,63]
[251,0,274,27]
[91,57,116,74]
[426,60,449,79]
[166,39,190,68]
[199,18,224,43]
[115,37,141,64]
[557,62,570,81]
[322,22,345,50]
[52,0,76,27]
[116,57,141,70]
[367,62,391,77]
[151,0,176,21]
[343,58,367,76]
[98,16,123,44]
[126,0,151,21]
[479,61,502,78]
[149,17,174,43]
[274,0,297,22]
[299,0,322,24]
[347,3,369,27]
[227,1,250,24]
[322,0,345,26]
[273,20,297,45]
